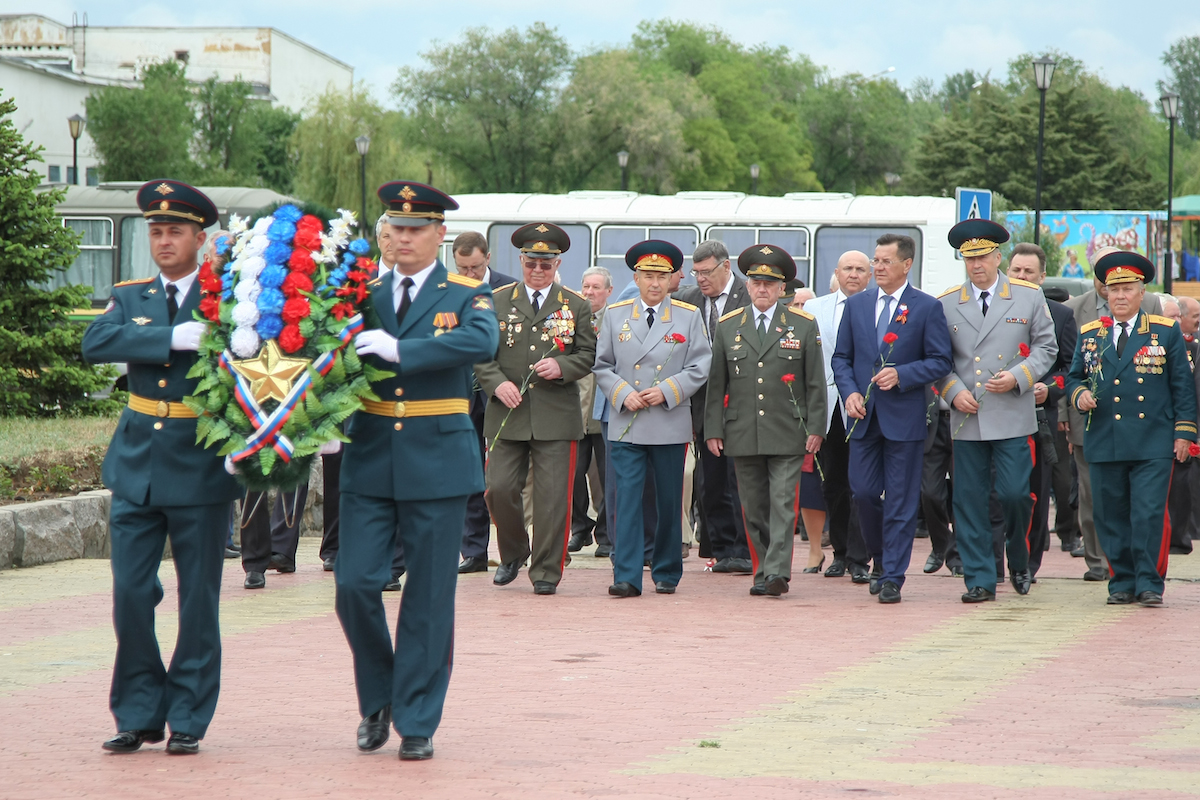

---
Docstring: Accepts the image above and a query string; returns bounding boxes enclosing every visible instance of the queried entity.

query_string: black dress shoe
[357,706,392,751]
[399,736,434,760]
[849,563,870,584]
[765,575,790,596]
[383,575,403,591]
[244,571,266,590]
[533,581,556,595]
[608,582,641,597]
[457,556,488,574]
[102,729,165,753]
[493,560,522,585]
[224,547,240,559]
[948,563,965,578]
[878,581,902,604]
[1009,570,1032,595]
[1107,591,1135,605]
[1137,591,1164,606]
[1061,536,1081,552]
[594,543,613,558]
[165,732,199,755]
[824,558,847,578]
[801,556,825,574]
[1083,568,1109,582]
[962,587,996,603]
[567,532,592,552]
[923,552,945,574]
[711,557,753,574]
[269,553,296,573]
[323,556,336,572]
[868,566,884,595]
[1071,542,1086,558]
[655,581,676,594]
[749,584,768,596]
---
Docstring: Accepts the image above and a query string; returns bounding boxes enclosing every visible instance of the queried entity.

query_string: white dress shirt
[392,261,436,313]
[526,283,552,309]
[876,282,908,325]
[163,267,198,302]
[971,276,1000,313]
[752,306,773,331]
[832,289,848,334]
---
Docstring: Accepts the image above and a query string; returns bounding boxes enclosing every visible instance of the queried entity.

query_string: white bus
[440,191,962,296]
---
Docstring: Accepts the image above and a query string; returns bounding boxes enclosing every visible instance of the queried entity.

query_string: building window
[48,165,61,182]
[86,167,99,186]
[66,166,76,184]
[706,226,812,288]
[813,226,923,296]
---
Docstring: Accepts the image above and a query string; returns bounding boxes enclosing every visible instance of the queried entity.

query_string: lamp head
[1032,56,1056,91]
[68,113,85,140]
[616,150,629,169]
[355,135,371,157]
[1161,91,1181,121]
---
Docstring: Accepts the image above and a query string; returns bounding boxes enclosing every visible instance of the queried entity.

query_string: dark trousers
[602,421,654,560]
[1091,459,1173,596]
[320,451,341,561]
[461,389,491,560]
[609,441,686,590]
[920,411,961,567]
[238,486,307,572]
[821,405,869,567]
[695,440,749,561]
[571,431,610,546]
[848,414,924,588]
[109,497,228,738]
[954,437,1035,592]
[1167,459,1194,554]
[1027,428,1053,575]
[1050,426,1078,544]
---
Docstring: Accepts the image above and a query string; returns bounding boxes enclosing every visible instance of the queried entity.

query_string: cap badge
[532,241,550,252]
[535,224,549,233]
[159,200,169,211]
[760,246,773,255]
[399,186,417,201]
[402,202,412,213]
[155,183,175,195]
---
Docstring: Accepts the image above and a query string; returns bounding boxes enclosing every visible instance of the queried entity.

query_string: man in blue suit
[336,181,499,761]
[831,233,953,603]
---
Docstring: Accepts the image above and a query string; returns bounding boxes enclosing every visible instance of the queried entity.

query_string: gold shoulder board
[1009,277,1041,290]
[492,281,518,293]
[1148,314,1178,327]
[1080,319,1104,333]
[671,299,698,312]
[608,299,636,309]
[793,308,815,320]
[937,285,961,299]
[559,285,585,300]
[719,307,744,323]
[114,277,156,287]
[446,273,483,288]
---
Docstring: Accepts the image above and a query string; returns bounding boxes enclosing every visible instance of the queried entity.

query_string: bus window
[707,226,811,286]
[813,226,922,297]
[56,217,115,303]
[120,217,158,285]
[486,223,592,289]
[596,225,699,287]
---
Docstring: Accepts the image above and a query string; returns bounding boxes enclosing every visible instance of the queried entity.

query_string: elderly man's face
[692,256,731,298]
[1163,299,1181,322]
[635,269,671,306]
[454,247,490,281]
[1107,281,1144,322]
[1181,298,1200,335]
[521,255,559,290]
[747,277,783,312]
[964,250,1002,291]
[377,224,396,266]
[580,274,611,313]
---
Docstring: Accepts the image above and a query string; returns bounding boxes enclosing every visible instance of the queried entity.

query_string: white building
[0,14,353,185]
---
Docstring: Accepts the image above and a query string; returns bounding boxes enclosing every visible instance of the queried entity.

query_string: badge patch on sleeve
[104,298,115,314]
[473,296,494,311]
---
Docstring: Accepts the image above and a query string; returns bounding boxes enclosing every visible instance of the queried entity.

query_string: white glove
[319,440,343,455]
[354,329,400,363]
[171,321,206,352]
[223,455,237,475]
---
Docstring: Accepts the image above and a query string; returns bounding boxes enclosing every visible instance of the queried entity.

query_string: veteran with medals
[475,223,597,594]
[336,181,499,761]
[1067,252,1197,607]
[83,180,240,755]
[705,246,825,596]
[937,220,1057,603]
[593,241,712,596]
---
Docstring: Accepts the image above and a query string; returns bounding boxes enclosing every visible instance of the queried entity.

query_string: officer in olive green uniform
[705,245,826,596]
[475,224,597,594]
[82,180,241,756]
[1066,252,1197,606]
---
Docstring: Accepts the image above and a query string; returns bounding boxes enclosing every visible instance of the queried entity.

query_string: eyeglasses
[870,258,909,268]
[521,260,558,271]
[692,263,728,278]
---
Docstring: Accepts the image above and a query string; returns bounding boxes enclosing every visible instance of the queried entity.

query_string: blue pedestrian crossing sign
[955,187,992,222]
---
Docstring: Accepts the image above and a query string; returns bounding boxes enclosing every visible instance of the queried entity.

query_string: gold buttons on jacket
[635,364,641,370]
[1114,379,1121,386]
[975,357,980,362]
[976,370,982,375]
[758,394,764,400]
[1114,397,1120,403]
[634,381,640,386]
[394,388,404,397]
[530,345,537,351]
[976,382,982,387]
[394,422,403,431]
[758,361,764,367]
[759,410,765,416]
[757,377,763,384]
[158,379,167,388]
[1138,378,1144,384]
[153,422,163,430]
[1115,414,1121,420]
[1138,396,1144,402]
[1139,413,1145,419]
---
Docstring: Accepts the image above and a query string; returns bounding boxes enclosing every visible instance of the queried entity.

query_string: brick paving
[1,535,1198,799]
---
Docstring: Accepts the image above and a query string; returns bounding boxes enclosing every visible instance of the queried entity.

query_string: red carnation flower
[1190,443,1200,458]
[1054,375,1065,390]
[1018,343,1031,357]
[331,301,355,321]
[279,323,306,353]
[281,297,311,324]
[781,373,796,384]
[1100,316,1114,328]
[723,394,729,408]
[288,248,316,275]
[931,385,940,395]
[281,272,314,298]
[671,333,686,343]
[553,336,566,352]
[199,295,221,322]
[883,331,898,344]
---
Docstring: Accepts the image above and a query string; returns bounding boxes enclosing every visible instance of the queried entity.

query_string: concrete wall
[0,59,100,184]
[268,30,353,112]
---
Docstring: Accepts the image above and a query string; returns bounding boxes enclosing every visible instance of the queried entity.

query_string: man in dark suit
[674,239,753,574]
[83,180,241,756]
[832,233,953,603]
[1008,243,1076,577]
[1170,296,1200,554]
[452,231,517,573]
[921,384,962,575]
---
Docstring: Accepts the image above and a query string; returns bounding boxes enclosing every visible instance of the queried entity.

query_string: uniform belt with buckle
[359,398,469,418]
[128,393,199,419]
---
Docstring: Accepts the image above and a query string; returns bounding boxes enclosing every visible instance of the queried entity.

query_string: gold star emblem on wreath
[760,246,773,255]
[399,185,417,201]
[155,183,175,195]
[229,340,311,404]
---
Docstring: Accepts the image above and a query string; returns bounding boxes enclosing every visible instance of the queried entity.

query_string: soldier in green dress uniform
[1066,251,1197,606]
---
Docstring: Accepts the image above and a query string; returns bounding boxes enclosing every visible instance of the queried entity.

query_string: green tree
[249,103,300,194]
[1161,35,1200,141]
[394,23,572,192]
[802,75,913,193]
[0,94,118,417]
[85,61,194,181]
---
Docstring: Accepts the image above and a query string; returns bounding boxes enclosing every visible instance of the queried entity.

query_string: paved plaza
[2,535,1199,799]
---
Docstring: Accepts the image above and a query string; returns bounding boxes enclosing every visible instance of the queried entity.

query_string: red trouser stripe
[560,440,578,573]
[1159,463,1175,577]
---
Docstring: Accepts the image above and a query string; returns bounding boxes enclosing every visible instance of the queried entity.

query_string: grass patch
[0,413,117,502]
[0,414,118,462]
[698,740,721,748]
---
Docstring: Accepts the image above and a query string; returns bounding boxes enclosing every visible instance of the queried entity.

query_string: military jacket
[1066,311,1197,463]
[474,281,596,442]
[343,264,499,501]
[938,275,1058,441]
[704,302,826,456]
[82,275,240,507]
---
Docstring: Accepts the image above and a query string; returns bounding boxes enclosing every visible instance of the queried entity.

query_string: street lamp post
[1031,56,1056,246]
[617,150,629,191]
[750,163,760,195]
[67,114,85,185]
[1161,91,1180,292]
[354,135,370,236]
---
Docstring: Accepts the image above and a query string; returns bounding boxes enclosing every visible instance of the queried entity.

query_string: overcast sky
[23,0,1200,106]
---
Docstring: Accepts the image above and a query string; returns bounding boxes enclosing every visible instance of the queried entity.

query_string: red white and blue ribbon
[220,314,365,463]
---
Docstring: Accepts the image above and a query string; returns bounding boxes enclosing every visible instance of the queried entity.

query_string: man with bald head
[805,251,872,581]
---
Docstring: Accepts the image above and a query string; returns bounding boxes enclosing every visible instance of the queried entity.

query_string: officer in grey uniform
[938,219,1057,602]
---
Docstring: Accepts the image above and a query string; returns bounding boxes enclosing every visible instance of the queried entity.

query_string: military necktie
[646,306,655,328]
[757,313,767,340]
[395,277,414,327]
[166,283,178,325]
[531,290,542,314]
[980,290,990,317]
[708,297,720,341]
[876,295,892,348]
[1117,321,1129,358]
